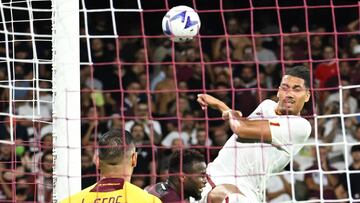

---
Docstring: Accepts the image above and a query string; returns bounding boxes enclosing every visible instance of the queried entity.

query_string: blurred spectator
[212,17,251,61]
[314,46,338,89]
[15,174,36,202]
[168,97,192,117]
[118,31,143,62]
[30,125,53,173]
[233,64,257,89]
[36,150,53,202]
[209,126,229,161]
[0,163,11,200]
[191,128,212,163]
[151,55,171,91]
[339,61,351,79]
[13,64,31,100]
[158,138,184,177]
[81,107,107,145]
[0,117,29,145]
[305,145,339,200]
[347,19,359,32]
[255,34,278,70]
[125,101,162,144]
[161,112,196,147]
[16,90,52,127]
[81,87,105,118]
[334,173,348,202]
[206,83,231,128]
[90,38,111,62]
[131,123,156,188]
[233,64,260,116]
[124,81,147,116]
[38,81,53,121]
[324,79,358,114]
[154,65,176,116]
[106,113,123,129]
[178,81,197,110]
[348,145,360,199]
[351,45,360,98]
[283,25,307,60]
[152,40,172,68]
[186,64,210,95]
[81,149,97,189]
[80,65,103,90]
[311,35,324,62]
[350,124,360,143]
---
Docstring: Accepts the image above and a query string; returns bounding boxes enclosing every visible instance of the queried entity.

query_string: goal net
[1,0,360,202]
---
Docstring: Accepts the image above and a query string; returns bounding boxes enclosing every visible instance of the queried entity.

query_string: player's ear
[131,151,137,168]
[93,151,99,168]
[305,89,310,102]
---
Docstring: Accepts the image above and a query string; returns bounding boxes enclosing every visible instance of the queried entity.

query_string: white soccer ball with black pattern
[162,5,201,42]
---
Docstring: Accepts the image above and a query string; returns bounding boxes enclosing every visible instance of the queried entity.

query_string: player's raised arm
[197,94,272,142]
[197,93,230,112]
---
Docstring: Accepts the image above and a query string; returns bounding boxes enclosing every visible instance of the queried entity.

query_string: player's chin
[280,107,295,115]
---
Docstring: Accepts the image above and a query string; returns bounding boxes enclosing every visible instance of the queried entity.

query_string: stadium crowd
[0,0,359,202]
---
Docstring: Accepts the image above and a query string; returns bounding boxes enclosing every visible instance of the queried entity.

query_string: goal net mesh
[1,0,360,202]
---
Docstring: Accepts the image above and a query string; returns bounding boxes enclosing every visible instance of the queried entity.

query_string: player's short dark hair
[285,66,310,88]
[168,149,205,174]
[98,128,134,164]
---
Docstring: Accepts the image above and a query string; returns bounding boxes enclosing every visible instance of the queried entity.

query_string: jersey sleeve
[247,99,276,118]
[269,116,311,155]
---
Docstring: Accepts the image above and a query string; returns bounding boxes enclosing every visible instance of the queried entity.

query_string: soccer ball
[162,5,201,42]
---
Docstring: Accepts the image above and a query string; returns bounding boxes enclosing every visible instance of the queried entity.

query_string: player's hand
[197,94,230,112]
[197,94,218,110]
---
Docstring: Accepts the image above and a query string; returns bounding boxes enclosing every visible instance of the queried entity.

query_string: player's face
[277,75,310,115]
[184,162,207,200]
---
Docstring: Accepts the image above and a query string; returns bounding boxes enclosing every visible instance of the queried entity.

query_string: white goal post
[53,0,81,201]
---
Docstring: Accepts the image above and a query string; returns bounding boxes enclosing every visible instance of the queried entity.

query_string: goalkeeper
[197,66,312,203]
[60,129,161,203]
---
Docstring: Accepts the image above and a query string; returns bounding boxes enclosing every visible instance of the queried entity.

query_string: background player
[197,66,312,202]
[147,149,207,202]
[60,129,161,203]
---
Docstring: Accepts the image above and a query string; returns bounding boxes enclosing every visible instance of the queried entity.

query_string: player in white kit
[196,66,312,203]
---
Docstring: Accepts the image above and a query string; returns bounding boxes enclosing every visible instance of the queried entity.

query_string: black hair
[168,149,205,175]
[98,129,134,164]
[285,66,311,88]
[351,145,360,153]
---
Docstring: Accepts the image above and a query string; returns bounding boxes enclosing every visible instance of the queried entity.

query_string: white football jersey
[206,99,311,202]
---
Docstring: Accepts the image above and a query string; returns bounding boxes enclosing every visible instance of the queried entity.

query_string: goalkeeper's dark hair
[98,128,135,165]
[285,66,311,88]
[168,149,205,176]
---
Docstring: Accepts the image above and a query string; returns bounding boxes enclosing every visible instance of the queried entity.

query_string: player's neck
[100,166,132,182]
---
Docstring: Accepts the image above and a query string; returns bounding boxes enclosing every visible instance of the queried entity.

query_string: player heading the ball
[197,66,312,203]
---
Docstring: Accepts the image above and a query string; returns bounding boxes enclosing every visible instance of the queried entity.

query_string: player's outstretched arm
[197,94,272,142]
[197,94,230,112]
